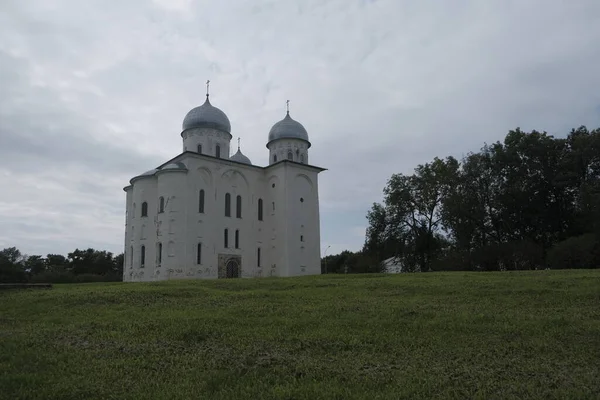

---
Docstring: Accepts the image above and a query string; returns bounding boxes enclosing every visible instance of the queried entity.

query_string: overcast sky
[1,0,600,258]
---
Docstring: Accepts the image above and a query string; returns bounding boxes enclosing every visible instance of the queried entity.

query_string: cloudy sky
[1,0,600,258]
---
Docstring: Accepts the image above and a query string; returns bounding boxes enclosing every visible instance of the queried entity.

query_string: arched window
[199,189,205,213]
[197,243,202,264]
[197,144,202,154]
[258,198,263,221]
[141,202,148,217]
[216,144,221,158]
[300,154,305,164]
[157,243,162,265]
[257,247,261,267]
[273,155,277,163]
[287,151,293,160]
[300,235,304,242]
[272,201,275,211]
[140,245,146,267]
[224,229,229,248]
[158,197,164,213]
[236,195,242,218]
[225,193,231,217]
[235,229,240,249]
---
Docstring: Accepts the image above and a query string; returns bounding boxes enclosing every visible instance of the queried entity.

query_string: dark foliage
[359,125,600,272]
[0,247,124,283]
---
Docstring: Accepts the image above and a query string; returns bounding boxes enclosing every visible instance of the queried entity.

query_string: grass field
[1,271,599,400]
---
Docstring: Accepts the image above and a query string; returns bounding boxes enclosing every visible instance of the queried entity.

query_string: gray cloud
[1,0,600,257]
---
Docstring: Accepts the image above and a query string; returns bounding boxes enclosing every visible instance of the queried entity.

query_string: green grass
[1,271,599,400]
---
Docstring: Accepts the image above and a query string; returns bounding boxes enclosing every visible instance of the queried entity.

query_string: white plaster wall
[129,176,158,282]
[284,165,321,276]
[123,187,133,281]
[182,156,270,279]
[124,153,323,282]
[156,170,189,281]
[267,139,309,165]
[182,127,232,158]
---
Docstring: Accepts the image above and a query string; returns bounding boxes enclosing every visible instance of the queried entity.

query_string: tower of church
[267,100,310,165]
[123,84,324,282]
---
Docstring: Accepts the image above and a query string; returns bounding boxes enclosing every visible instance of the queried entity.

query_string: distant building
[123,88,326,281]
[381,256,404,273]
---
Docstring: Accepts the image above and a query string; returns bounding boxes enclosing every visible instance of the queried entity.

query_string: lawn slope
[1,270,599,400]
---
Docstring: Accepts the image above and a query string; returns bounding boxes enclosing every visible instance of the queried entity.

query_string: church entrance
[218,254,241,279]
[225,259,239,278]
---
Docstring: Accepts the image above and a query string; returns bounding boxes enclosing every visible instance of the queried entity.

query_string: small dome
[161,162,187,170]
[230,149,252,165]
[182,96,231,133]
[267,112,310,146]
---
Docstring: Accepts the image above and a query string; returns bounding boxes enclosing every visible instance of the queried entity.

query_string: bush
[547,234,600,269]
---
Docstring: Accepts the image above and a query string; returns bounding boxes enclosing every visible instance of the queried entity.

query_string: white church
[122,85,325,281]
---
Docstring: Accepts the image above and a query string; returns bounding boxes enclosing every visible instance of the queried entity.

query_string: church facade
[122,90,325,282]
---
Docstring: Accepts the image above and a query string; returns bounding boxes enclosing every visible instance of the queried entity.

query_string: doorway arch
[225,259,240,278]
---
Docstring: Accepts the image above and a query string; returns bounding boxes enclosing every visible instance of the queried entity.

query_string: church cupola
[229,138,252,165]
[267,100,310,165]
[181,80,232,157]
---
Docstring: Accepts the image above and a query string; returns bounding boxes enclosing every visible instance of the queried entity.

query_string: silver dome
[267,112,310,146]
[230,149,252,165]
[182,96,231,133]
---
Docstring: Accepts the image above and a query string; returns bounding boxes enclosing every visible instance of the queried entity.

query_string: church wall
[156,170,189,281]
[182,127,232,159]
[129,177,158,282]
[284,164,321,276]
[266,163,290,277]
[123,187,133,282]
[180,156,270,279]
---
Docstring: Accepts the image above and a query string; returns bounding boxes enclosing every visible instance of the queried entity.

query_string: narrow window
[199,189,205,213]
[141,201,148,217]
[258,198,263,221]
[273,155,277,163]
[287,151,293,160]
[197,243,202,264]
[216,144,221,158]
[130,246,133,266]
[197,144,202,154]
[300,235,304,242]
[140,245,146,267]
[159,197,164,213]
[157,243,162,265]
[235,229,239,249]
[224,229,229,248]
[272,201,275,211]
[300,154,305,164]
[225,193,231,217]
[257,247,261,267]
[236,195,242,218]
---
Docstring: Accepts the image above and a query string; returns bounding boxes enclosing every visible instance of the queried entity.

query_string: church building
[122,85,325,281]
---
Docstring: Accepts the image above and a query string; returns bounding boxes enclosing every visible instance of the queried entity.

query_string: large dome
[182,96,231,134]
[267,112,310,147]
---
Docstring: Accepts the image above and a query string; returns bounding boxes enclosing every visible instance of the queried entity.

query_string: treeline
[0,247,123,283]
[361,126,600,272]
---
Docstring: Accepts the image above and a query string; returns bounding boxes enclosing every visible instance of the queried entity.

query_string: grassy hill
[1,270,599,399]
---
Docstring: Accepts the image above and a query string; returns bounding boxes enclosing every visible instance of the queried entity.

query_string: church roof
[182,96,231,134]
[267,112,310,147]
